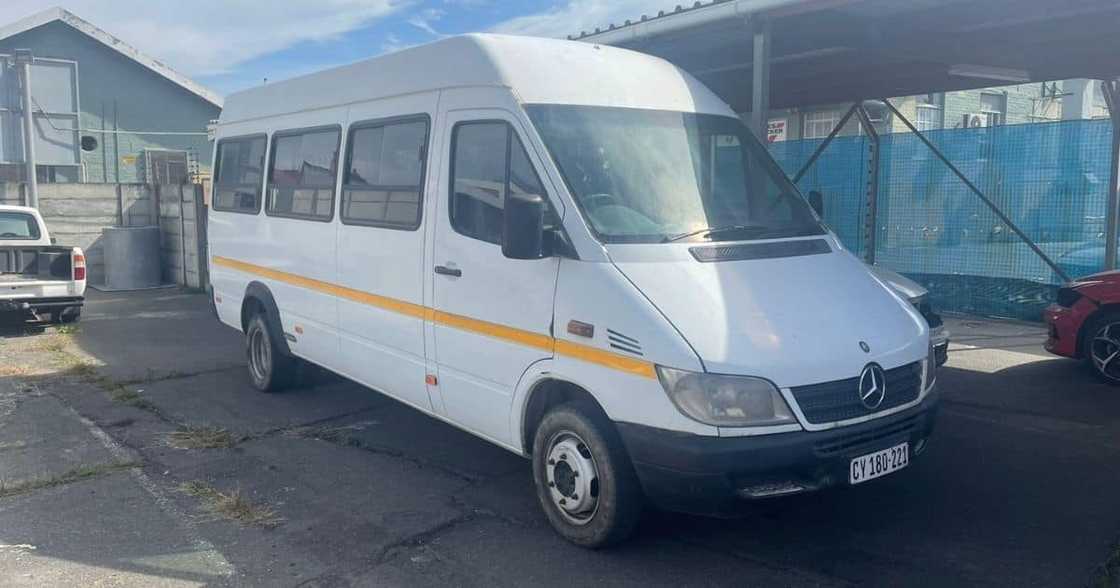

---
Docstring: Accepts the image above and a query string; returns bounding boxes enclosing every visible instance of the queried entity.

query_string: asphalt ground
[0,288,1117,586]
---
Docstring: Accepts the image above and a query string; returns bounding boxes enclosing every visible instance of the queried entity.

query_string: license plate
[849,442,909,485]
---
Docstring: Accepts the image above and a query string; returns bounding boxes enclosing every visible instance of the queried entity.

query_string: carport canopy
[573,0,1120,112]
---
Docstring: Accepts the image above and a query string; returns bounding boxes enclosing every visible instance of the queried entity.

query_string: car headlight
[655,366,796,427]
[923,340,937,391]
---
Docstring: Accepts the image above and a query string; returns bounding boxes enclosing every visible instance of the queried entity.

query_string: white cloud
[408,7,447,37]
[490,0,675,39]
[2,0,409,76]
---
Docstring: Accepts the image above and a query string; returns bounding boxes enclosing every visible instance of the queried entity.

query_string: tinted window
[213,136,266,213]
[267,128,340,221]
[0,212,40,240]
[342,118,428,229]
[450,122,545,245]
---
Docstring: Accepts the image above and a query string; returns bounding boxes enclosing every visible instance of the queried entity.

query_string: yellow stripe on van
[211,256,657,378]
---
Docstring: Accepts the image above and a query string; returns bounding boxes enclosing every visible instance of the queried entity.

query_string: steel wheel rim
[1091,321,1120,381]
[544,430,601,526]
[249,326,271,384]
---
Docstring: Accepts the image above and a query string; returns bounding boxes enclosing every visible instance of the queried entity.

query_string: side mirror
[807,190,824,217]
[50,236,57,245]
[503,193,547,260]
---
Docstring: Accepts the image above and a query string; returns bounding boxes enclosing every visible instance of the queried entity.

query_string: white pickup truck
[0,205,86,324]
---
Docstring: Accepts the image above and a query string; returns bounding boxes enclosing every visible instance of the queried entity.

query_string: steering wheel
[0,232,20,238]
[583,193,620,210]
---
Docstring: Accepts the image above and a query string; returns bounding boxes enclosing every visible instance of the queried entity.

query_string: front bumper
[616,390,939,516]
[1043,301,1092,358]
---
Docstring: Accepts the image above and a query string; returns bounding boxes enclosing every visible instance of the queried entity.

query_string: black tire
[531,402,643,548]
[245,313,296,392]
[49,308,80,324]
[1082,310,1120,385]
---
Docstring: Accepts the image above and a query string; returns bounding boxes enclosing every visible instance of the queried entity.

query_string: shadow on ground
[1,289,1118,586]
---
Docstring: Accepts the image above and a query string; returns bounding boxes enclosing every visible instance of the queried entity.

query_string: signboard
[0,56,80,166]
[767,119,788,143]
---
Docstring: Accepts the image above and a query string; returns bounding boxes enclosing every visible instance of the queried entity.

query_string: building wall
[764,81,1075,141]
[0,21,219,184]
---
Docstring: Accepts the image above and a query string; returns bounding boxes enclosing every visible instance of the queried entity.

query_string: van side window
[342,117,429,229]
[266,127,340,221]
[450,122,545,245]
[213,135,266,214]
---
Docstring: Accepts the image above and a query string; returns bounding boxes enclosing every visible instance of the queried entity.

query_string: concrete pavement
[0,289,1118,586]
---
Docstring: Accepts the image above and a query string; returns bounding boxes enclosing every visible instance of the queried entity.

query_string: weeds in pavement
[37,337,67,353]
[108,387,156,411]
[178,480,282,527]
[166,426,236,449]
[56,325,81,335]
[0,461,137,499]
[0,365,30,377]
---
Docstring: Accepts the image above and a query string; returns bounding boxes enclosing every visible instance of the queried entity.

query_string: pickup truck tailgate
[0,246,75,299]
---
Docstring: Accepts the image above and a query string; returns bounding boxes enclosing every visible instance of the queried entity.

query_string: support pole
[1102,80,1120,271]
[15,50,38,208]
[749,17,771,140]
[793,104,860,184]
[854,106,881,265]
[881,98,1071,283]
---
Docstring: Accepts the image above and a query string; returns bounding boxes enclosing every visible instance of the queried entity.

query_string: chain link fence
[770,119,1114,320]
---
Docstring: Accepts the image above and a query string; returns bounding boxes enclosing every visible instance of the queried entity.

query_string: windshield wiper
[662,224,770,243]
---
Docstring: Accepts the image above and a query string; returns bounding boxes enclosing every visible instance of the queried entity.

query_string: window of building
[803,110,842,139]
[914,94,944,131]
[213,135,267,214]
[450,121,546,245]
[267,127,340,221]
[342,117,429,229]
[980,93,1006,126]
[0,211,40,240]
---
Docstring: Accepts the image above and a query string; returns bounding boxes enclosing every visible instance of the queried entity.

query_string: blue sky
[7,1,677,96]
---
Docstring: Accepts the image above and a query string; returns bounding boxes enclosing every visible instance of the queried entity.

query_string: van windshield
[525,105,823,244]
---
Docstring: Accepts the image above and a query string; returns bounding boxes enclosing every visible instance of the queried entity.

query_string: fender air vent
[690,239,831,263]
[607,329,642,356]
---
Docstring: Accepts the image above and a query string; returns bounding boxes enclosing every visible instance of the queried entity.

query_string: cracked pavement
[1,289,1119,586]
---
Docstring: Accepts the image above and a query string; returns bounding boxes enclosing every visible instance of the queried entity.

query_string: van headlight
[923,341,937,392]
[656,366,796,427]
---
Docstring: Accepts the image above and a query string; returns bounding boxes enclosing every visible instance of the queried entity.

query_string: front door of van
[430,110,559,446]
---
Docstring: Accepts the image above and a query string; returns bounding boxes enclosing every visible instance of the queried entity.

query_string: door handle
[434,265,462,277]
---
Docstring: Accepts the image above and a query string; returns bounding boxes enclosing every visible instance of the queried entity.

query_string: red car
[1045,271,1120,383]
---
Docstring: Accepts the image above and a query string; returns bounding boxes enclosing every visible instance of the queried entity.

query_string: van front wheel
[245,313,296,392]
[532,404,643,548]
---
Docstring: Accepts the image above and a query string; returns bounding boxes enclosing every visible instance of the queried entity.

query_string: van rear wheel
[245,313,296,392]
[532,403,643,548]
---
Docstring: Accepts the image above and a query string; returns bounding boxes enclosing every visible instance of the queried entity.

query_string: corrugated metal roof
[568,0,735,40]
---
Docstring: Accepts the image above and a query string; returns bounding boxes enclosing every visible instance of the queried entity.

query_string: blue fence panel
[770,119,1113,320]
[770,134,870,258]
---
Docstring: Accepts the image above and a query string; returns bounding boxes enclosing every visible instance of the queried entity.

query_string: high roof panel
[219,34,735,125]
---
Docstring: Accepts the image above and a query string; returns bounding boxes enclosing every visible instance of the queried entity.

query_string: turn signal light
[73,251,87,281]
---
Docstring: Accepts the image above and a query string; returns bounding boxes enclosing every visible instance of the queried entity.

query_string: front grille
[814,414,921,457]
[791,362,922,425]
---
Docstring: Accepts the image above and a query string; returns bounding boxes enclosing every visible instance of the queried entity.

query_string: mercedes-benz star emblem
[858,364,887,409]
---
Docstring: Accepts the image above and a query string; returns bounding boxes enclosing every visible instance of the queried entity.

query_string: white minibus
[208,34,938,547]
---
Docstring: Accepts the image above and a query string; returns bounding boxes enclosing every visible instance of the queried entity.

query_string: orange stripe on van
[211,256,657,378]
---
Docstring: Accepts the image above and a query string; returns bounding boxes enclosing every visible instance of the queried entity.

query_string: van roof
[218,34,734,125]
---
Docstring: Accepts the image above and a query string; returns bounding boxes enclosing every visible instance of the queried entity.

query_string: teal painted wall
[0,21,219,183]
